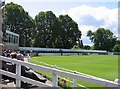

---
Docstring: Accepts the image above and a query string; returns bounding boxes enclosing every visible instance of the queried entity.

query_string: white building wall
[5,30,19,50]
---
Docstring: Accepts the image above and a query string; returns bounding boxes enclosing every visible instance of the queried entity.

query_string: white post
[33,60,38,71]
[72,79,76,88]
[42,62,44,76]
[34,60,38,64]
[52,72,58,87]
[16,64,21,88]
[54,65,57,69]
[73,72,77,89]
[27,53,30,63]
[114,79,119,84]
[52,65,58,87]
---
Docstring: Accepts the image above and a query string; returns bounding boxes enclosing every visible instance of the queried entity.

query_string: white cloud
[61,5,118,45]
[61,5,118,25]
[80,25,96,46]
[79,25,96,36]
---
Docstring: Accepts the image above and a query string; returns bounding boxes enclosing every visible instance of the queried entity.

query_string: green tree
[4,2,35,47]
[34,11,58,48]
[34,12,81,49]
[113,44,120,52]
[72,45,81,50]
[79,40,83,48]
[87,28,116,51]
[58,15,81,49]
[83,45,91,50]
[51,19,65,48]
[116,39,120,44]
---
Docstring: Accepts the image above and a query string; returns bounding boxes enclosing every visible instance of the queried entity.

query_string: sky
[5,0,119,46]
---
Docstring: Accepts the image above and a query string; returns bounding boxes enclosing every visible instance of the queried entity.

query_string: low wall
[38,53,82,56]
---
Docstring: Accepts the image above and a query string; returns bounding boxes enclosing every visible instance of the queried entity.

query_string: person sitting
[12,53,47,87]
[2,51,16,81]
[17,53,24,61]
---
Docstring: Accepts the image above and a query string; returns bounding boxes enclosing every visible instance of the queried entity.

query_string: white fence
[33,60,120,88]
[0,56,119,88]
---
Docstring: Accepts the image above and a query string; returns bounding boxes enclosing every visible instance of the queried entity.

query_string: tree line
[3,2,81,49]
[3,2,120,52]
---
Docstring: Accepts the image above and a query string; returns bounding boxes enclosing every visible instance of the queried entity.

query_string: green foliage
[87,28,117,51]
[72,45,81,50]
[4,2,35,47]
[83,45,91,50]
[58,15,81,49]
[79,40,83,48]
[4,2,119,50]
[34,13,81,48]
[4,2,81,48]
[34,11,58,47]
[90,45,95,50]
[113,44,120,52]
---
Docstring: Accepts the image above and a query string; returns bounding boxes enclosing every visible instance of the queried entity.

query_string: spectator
[17,53,24,61]
[15,53,47,87]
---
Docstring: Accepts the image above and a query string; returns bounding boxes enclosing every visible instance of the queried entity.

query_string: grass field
[31,55,118,87]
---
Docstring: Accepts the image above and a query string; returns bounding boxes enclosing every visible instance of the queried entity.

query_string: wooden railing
[0,56,119,88]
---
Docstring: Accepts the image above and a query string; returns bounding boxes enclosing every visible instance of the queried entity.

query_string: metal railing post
[16,64,21,88]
